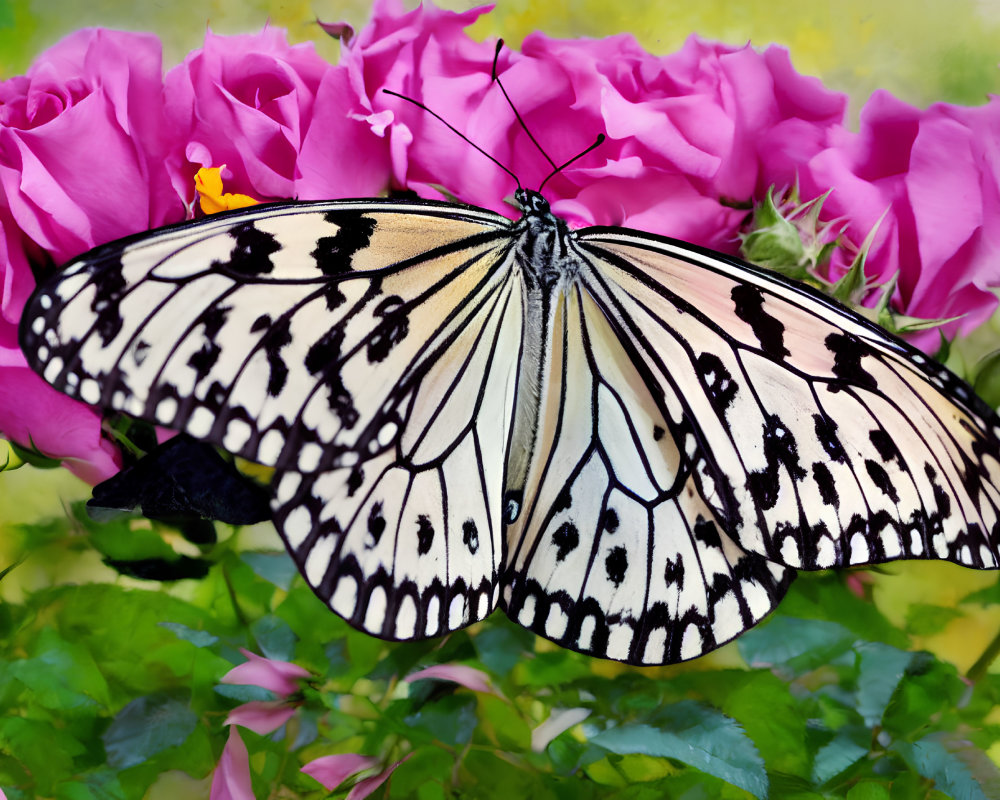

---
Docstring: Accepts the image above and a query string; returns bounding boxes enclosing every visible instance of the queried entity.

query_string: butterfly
[17,128,1000,666]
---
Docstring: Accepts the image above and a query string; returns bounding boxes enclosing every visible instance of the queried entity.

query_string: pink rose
[1,210,119,483]
[0,28,184,265]
[792,91,1000,335]
[164,28,391,203]
[344,0,846,252]
[0,28,184,482]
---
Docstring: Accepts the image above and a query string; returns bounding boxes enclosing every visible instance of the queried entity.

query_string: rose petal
[301,753,380,791]
[346,755,412,800]
[225,700,297,735]
[210,728,254,800]
[220,649,311,697]
[531,707,592,753]
[405,664,495,695]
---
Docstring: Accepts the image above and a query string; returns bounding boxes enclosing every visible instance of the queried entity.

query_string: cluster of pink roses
[2,0,999,482]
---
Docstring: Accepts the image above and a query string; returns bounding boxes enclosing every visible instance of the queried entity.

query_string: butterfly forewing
[578,231,1000,571]
[21,201,513,471]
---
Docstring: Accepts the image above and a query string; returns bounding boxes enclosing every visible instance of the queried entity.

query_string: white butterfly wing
[21,201,513,472]
[501,281,793,664]
[575,229,1000,572]
[22,200,526,638]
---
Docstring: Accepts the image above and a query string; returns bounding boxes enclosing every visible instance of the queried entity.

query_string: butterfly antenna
[382,89,522,190]
[491,40,556,170]
[538,133,606,193]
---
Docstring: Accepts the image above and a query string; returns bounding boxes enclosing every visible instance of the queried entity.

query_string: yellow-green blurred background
[3,0,1000,712]
[1,0,1000,114]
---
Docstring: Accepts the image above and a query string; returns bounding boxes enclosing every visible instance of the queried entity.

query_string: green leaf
[590,701,767,799]
[158,621,218,648]
[241,551,298,591]
[404,694,479,746]
[55,770,127,800]
[737,616,856,674]
[102,691,199,769]
[515,651,592,686]
[812,727,870,784]
[0,717,86,796]
[855,642,914,727]
[904,603,964,636]
[892,734,994,800]
[389,747,454,797]
[846,782,890,800]
[7,627,110,713]
[474,619,535,675]
[723,672,810,777]
[961,577,1000,606]
[251,614,297,661]
[478,694,531,750]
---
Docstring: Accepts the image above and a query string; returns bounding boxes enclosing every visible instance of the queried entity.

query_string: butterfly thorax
[512,189,580,290]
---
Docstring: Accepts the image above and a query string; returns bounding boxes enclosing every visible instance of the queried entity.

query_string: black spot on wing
[462,519,480,554]
[416,514,434,555]
[187,305,231,381]
[552,522,579,561]
[814,414,848,462]
[312,212,377,276]
[826,332,878,389]
[220,221,282,276]
[693,517,722,549]
[260,317,293,397]
[746,414,806,509]
[605,546,628,586]
[812,461,839,506]
[696,352,739,412]
[652,425,665,441]
[869,429,901,464]
[366,502,386,548]
[92,264,127,345]
[602,509,619,532]
[663,555,684,585]
[553,488,572,513]
[251,314,271,333]
[346,466,364,496]
[367,296,409,363]
[732,284,789,360]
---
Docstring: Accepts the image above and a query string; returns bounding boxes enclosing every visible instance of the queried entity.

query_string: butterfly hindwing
[501,281,794,664]
[578,230,1000,572]
[272,262,524,639]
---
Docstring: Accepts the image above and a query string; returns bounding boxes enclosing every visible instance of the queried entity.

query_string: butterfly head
[515,188,552,218]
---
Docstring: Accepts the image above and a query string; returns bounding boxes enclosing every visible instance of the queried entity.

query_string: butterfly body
[19,189,1000,664]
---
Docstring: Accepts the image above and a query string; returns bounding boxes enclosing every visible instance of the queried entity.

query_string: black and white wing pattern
[574,230,1000,572]
[21,200,523,636]
[19,188,1000,665]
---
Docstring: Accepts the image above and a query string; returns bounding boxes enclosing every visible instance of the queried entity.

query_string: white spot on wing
[330,575,357,618]
[364,586,388,633]
[304,535,336,588]
[188,406,215,438]
[680,623,703,660]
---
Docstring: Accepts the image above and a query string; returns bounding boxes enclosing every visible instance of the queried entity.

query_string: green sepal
[740,188,810,279]
[6,438,61,470]
[0,439,25,471]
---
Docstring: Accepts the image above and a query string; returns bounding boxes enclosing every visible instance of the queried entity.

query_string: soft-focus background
[4,0,1000,681]
[4,1,1000,796]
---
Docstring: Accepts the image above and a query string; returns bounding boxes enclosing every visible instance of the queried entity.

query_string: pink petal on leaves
[221,649,311,697]
[301,753,380,791]
[346,755,412,800]
[405,664,495,695]
[225,700,297,735]
[210,728,254,800]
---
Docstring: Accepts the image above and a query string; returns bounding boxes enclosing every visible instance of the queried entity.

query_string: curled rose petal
[531,707,593,753]
[220,649,311,697]
[301,753,380,791]
[346,755,412,800]
[405,664,496,695]
[210,728,254,800]
[225,700,297,735]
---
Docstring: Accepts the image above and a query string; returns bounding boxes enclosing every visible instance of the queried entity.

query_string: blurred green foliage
[2,505,1000,797]
[4,1,1000,797]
